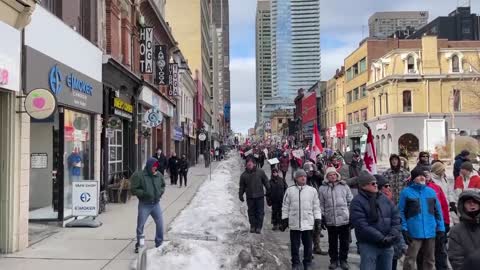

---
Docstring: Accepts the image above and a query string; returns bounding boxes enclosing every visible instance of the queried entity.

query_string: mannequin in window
[68,147,83,181]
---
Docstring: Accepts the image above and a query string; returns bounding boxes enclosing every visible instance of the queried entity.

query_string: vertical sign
[139,27,153,74]
[154,45,169,85]
[168,63,179,96]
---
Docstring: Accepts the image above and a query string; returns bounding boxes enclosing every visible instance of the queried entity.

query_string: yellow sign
[114,98,133,114]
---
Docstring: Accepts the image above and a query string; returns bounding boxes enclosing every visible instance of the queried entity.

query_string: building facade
[369,11,429,38]
[368,36,480,160]
[256,0,272,124]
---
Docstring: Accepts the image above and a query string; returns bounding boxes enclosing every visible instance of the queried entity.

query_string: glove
[436,231,445,240]
[402,231,412,245]
[381,235,396,247]
[314,219,321,231]
[266,197,272,207]
[239,195,244,202]
[449,202,457,214]
[321,218,327,230]
[280,218,289,232]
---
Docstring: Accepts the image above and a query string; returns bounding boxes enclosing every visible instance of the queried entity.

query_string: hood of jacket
[144,158,159,177]
[343,151,355,165]
[389,154,401,171]
[322,179,347,186]
[458,190,480,223]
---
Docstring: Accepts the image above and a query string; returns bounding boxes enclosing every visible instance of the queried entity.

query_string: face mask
[418,180,426,185]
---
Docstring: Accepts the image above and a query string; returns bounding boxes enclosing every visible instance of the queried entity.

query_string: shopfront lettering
[140,27,153,74]
[114,98,133,114]
[66,74,93,96]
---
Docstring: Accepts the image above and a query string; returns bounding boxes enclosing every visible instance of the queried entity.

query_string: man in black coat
[177,154,189,187]
[350,171,401,270]
[153,147,168,175]
[168,152,179,185]
[239,156,271,234]
[267,168,288,231]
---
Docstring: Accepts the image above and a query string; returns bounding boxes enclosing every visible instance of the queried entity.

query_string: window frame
[402,90,413,113]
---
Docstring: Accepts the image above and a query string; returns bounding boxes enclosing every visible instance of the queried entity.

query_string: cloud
[230,57,257,134]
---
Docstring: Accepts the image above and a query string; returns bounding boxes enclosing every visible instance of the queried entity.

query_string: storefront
[183,119,196,164]
[24,46,102,221]
[346,123,367,154]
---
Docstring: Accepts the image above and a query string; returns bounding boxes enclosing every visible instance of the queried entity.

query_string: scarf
[365,191,379,223]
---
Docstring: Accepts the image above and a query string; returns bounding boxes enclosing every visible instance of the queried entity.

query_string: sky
[229,0,477,134]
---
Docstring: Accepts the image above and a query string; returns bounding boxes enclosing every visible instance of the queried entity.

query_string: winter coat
[307,173,323,190]
[453,155,469,179]
[398,183,445,239]
[432,173,456,203]
[168,156,179,173]
[269,176,288,203]
[178,158,189,174]
[131,158,166,202]
[448,190,480,270]
[336,164,358,196]
[239,168,270,199]
[454,172,480,196]
[319,180,353,227]
[382,155,411,204]
[350,189,401,247]
[153,153,168,173]
[282,184,322,231]
[426,181,450,225]
[279,156,290,172]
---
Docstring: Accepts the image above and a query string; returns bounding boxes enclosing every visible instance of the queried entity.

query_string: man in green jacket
[131,157,166,253]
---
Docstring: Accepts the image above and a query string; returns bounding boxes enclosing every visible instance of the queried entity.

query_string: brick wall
[106,0,121,59]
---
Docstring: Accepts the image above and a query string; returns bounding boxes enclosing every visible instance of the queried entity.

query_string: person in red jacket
[454,162,480,197]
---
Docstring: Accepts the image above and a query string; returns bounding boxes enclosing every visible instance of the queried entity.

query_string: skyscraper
[256,0,272,124]
[369,11,429,38]
[271,0,321,103]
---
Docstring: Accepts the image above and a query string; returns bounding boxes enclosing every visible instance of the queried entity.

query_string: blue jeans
[359,243,394,270]
[136,200,164,248]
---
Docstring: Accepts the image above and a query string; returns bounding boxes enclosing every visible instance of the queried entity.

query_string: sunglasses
[420,155,429,158]
[383,184,391,188]
[370,182,378,186]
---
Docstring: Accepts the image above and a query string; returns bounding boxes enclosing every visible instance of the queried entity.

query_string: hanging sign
[154,45,168,85]
[198,133,207,141]
[24,88,57,120]
[144,108,163,128]
[168,63,179,96]
[139,27,153,74]
[72,180,99,217]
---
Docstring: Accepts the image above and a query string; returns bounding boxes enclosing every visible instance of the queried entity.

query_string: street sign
[72,181,98,217]
[449,128,460,133]
[198,133,207,141]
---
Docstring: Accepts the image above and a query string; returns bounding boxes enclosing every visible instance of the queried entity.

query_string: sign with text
[168,63,179,96]
[31,153,48,169]
[139,27,153,74]
[336,122,346,138]
[154,45,168,85]
[72,181,98,217]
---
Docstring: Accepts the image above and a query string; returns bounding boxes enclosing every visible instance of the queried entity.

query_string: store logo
[49,65,62,95]
[80,192,91,203]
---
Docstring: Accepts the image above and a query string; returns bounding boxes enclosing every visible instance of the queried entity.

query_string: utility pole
[450,90,456,161]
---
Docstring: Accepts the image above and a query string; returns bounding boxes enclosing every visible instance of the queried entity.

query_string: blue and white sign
[144,108,163,128]
[72,181,98,217]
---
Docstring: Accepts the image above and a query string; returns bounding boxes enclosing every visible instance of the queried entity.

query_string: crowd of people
[239,144,480,270]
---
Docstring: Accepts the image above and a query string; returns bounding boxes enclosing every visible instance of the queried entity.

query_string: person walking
[399,166,445,270]
[453,150,470,180]
[319,167,353,269]
[239,156,271,234]
[279,152,290,180]
[280,169,322,270]
[382,154,411,204]
[350,171,401,270]
[153,147,168,175]
[131,158,166,253]
[431,161,457,218]
[177,154,189,187]
[417,151,431,167]
[448,190,480,270]
[268,168,288,231]
[374,174,407,270]
[168,152,179,185]
[454,161,480,196]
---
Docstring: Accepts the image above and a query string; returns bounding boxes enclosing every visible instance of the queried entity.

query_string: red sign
[302,92,317,124]
[336,122,346,138]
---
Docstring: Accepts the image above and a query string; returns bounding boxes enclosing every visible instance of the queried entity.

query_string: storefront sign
[174,126,183,141]
[376,123,387,131]
[154,45,168,85]
[168,63,179,96]
[114,97,133,114]
[31,153,48,169]
[24,88,57,120]
[144,108,163,128]
[25,46,103,113]
[198,133,207,141]
[0,21,21,92]
[72,181,99,217]
[139,27,153,74]
[336,122,346,138]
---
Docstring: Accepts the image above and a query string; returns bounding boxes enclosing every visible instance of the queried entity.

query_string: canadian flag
[283,139,289,150]
[309,124,323,161]
[363,126,377,174]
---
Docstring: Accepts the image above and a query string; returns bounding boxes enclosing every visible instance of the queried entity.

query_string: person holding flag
[363,123,378,175]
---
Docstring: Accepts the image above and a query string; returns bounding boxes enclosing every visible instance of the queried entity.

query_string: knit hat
[294,169,307,179]
[461,161,474,172]
[324,166,341,181]
[272,167,279,173]
[357,171,377,187]
[411,166,428,181]
[460,150,470,157]
[373,174,389,189]
[431,162,446,176]
[246,155,256,164]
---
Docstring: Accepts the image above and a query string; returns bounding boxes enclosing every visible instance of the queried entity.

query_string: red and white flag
[309,124,323,161]
[283,139,289,150]
[363,127,377,174]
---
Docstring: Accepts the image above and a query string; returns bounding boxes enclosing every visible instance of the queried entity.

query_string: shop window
[453,89,461,112]
[354,111,360,123]
[452,55,460,73]
[403,90,412,112]
[361,108,367,121]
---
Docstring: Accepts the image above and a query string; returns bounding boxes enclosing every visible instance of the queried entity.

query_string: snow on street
[145,154,289,270]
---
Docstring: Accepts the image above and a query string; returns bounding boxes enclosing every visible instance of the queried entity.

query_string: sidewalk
[0,161,218,270]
